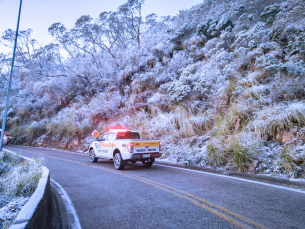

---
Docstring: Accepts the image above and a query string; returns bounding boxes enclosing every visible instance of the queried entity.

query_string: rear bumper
[131,153,162,161]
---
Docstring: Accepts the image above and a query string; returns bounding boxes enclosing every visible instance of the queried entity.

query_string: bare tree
[118,0,145,50]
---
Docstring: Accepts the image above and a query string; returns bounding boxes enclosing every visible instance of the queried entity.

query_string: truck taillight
[127,142,133,153]
[159,142,162,151]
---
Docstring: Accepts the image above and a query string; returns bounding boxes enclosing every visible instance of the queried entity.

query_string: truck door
[105,133,115,158]
[96,134,108,156]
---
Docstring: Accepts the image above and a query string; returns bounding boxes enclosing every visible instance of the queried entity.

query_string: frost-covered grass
[248,102,305,138]
[0,151,42,228]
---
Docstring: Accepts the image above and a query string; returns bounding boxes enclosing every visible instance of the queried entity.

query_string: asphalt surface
[5,145,305,229]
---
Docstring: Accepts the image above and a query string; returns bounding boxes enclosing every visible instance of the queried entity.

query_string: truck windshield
[116,132,141,139]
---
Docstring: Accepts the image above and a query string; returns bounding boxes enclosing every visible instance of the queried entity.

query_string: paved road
[4,145,305,229]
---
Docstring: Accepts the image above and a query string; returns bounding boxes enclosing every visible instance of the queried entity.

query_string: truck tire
[114,153,125,170]
[142,161,153,167]
[89,149,98,163]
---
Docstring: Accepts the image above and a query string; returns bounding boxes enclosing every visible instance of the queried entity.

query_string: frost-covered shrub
[167,51,192,74]
[147,92,170,111]
[202,38,219,58]
[89,92,123,119]
[167,63,203,103]
[197,18,233,39]
[151,42,175,61]
[233,13,255,32]
[168,81,192,103]
[131,72,157,93]
[215,50,229,69]
[255,54,279,72]
[287,32,305,52]
[170,24,195,48]
[231,85,244,102]
[260,4,282,25]
[279,60,305,77]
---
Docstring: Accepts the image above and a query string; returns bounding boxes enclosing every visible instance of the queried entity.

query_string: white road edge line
[51,179,82,229]
[155,164,305,195]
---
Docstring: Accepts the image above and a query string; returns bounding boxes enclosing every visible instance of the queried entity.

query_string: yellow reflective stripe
[133,141,159,147]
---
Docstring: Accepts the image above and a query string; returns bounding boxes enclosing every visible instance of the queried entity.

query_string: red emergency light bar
[107,126,129,132]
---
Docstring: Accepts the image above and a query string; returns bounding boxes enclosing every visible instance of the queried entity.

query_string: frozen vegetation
[1,0,305,180]
[0,151,42,228]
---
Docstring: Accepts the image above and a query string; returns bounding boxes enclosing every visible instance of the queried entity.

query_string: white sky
[0,0,204,53]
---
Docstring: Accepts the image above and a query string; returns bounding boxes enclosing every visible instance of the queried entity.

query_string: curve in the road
[11,147,267,229]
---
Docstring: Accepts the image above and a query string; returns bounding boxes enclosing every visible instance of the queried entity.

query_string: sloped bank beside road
[0,149,61,229]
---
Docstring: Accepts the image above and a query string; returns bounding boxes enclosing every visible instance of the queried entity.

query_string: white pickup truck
[88,128,162,170]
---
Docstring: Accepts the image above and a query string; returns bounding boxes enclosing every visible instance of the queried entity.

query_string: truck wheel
[142,161,153,167]
[89,149,98,163]
[114,153,125,170]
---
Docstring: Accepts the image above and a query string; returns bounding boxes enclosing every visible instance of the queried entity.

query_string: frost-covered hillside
[1,0,305,179]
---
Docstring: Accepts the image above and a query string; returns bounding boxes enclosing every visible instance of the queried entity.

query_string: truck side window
[99,134,108,141]
[116,132,141,139]
[107,134,115,141]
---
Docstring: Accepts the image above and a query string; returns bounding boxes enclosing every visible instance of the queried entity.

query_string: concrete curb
[50,179,82,229]
[9,166,50,229]
[3,148,81,229]
[3,148,51,229]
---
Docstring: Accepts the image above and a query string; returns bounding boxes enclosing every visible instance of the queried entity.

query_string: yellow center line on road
[11,147,267,229]
[127,173,267,229]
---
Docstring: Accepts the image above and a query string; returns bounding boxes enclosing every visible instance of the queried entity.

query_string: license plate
[142,154,150,158]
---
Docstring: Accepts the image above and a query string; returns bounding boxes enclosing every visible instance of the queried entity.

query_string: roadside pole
[0,0,23,150]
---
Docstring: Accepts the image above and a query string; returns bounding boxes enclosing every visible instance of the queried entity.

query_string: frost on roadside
[0,151,42,228]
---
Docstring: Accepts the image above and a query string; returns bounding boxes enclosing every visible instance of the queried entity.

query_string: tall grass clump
[229,138,251,172]
[117,107,213,141]
[207,138,227,166]
[211,104,252,138]
[25,120,47,142]
[0,151,22,175]
[1,153,42,197]
[2,160,42,197]
[248,102,305,139]
[207,133,261,171]
[170,106,213,138]
[278,145,297,176]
